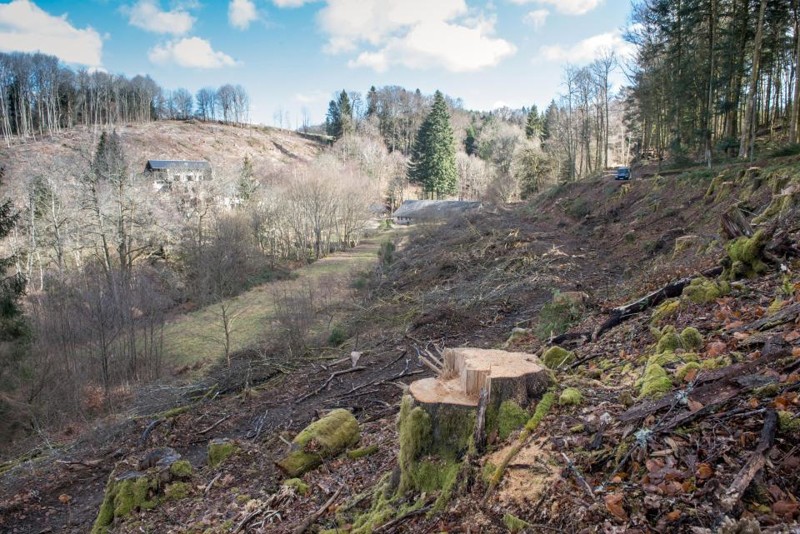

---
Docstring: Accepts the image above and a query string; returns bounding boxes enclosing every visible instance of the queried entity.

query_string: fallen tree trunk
[719,409,778,513]
[592,266,724,340]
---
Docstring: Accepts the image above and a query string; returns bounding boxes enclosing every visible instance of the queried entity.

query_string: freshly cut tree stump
[410,347,551,410]
[399,348,551,494]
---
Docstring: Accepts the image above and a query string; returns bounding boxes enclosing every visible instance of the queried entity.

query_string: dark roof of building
[145,160,211,171]
[393,200,481,219]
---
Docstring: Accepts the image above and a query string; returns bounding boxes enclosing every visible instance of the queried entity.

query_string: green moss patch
[542,346,575,369]
[496,401,529,441]
[680,327,704,350]
[282,478,310,496]
[169,460,193,478]
[164,482,190,501]
[638,363,673,399]
[683,277,729,304]
[559,387,583,406]
[277,409,360,477]
[657,330,683,354]
[725,230,769,279]
[503,513,532,533]
[208,439,238,469]
[347,444,379,459]
[651,299,680,324]
[92,472,159,534]
[778,411,800,434]
[675,361,701,381]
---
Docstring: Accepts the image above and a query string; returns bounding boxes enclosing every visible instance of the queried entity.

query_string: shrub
[328,325,347,347]
[378,241,395,267]
[535,291,583,339]
[567,198,591,219]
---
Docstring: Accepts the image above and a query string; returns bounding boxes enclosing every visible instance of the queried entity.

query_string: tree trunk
[791,0,800,143]
[740,0,768,159]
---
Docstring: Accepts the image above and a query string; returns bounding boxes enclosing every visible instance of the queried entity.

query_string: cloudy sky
[0,0,634,126]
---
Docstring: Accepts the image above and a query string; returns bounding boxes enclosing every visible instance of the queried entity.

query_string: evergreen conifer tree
[325,100,340,137]
[464,125,478,156]
[409,91,457,198]
[325,90,354,140]
[0,167,25,340]
[525,104,543,140]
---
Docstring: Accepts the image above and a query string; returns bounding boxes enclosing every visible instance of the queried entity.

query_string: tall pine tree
[325,90,354,140]
[409,91,457,198]
[0,167,25,340]
[525,105,543,140]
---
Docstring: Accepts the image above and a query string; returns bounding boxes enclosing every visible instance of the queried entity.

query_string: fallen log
[294,366,366,404]
[731,302,800,333]
[719,409,778,513]
[592,266,724,341]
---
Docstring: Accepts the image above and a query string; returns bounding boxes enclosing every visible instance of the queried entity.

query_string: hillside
[0,158,799,533]
[0,121,325,184]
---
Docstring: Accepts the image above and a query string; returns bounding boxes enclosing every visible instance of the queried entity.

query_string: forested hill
[0,120,324,188]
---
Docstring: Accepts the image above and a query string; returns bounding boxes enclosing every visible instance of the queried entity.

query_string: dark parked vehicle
[615,166,631,180]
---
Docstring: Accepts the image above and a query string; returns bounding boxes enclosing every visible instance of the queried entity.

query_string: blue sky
[0,0,634,126]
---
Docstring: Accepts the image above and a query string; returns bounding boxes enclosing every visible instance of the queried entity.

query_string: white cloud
[510,0,603,16]
[124,0,194,35]
[538,30,634,63]
[293,91,327,104]
[229,0,258,30]
[0,0,103,67]
[314,0,515,72]
[149,37,238,68]
[348,18,516,73]
[272,0,319,6]
[523,9,548,29]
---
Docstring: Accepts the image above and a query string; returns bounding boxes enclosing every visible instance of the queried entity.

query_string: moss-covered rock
[282,478,310,496]
[208,439,238,469]
[169,460,193,478]
[542,346,575,369]
[496,401,529,441]
[92,448,188,534]
[657,330,684,354]
[559,387,583,406]
[638,363,673,399]
[680,327,704,350]
[276,409,360,477]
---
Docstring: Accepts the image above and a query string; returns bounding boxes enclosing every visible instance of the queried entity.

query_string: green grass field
[162,234,388,369]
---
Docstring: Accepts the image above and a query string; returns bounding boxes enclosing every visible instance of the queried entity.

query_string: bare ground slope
[1,159,800,533]
[0,121,324,183]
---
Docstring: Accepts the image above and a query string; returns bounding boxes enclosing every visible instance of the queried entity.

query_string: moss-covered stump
[402,348,551,499]
[724,230,770,279]
[410,348,551,444]
[92,448,189,534]
[276,409,360,477]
